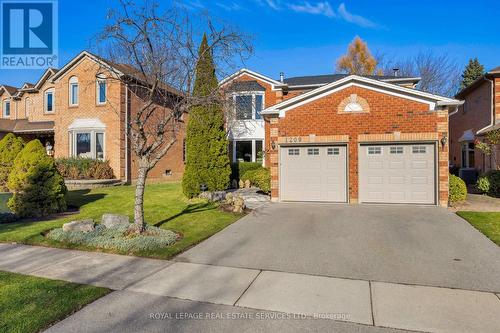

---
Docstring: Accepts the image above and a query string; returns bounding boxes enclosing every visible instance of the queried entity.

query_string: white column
[232,140,237,162]
[251,140,256,162]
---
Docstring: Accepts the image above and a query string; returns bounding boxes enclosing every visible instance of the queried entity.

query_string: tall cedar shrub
[7,140,67,217]
[0,133,24,191]
[460,58,485,90]
[182,34,231,198]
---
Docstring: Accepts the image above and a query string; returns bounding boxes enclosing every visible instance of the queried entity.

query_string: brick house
[0,51,186,182]
[449,67,500,181]
[222,69,462,206]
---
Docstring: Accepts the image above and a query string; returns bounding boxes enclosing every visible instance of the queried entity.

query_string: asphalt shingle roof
[226,80,266,92]
[282,74,417,86]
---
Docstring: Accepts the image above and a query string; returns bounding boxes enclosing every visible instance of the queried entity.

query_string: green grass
[457,211,500,246]
[0,271,109,333]
[0,183,241,258]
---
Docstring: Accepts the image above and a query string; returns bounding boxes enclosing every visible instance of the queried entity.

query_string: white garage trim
[358,142,438,205]
[279,143,349,203]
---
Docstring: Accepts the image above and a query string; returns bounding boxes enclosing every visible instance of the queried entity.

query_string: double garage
[280,143,437,205]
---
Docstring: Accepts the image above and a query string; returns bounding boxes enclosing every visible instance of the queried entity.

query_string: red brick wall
[449,80,492,172]
[266,85,448,205]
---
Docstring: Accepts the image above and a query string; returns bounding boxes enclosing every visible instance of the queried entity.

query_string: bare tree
[380,51,461,97]
[96,0,252,232]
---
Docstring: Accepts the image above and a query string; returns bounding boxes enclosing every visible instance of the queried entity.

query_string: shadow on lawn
[154,202,215,227]
[67,190,107,208]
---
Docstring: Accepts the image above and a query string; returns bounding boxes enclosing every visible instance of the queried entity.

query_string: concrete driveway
[178,203,500,293]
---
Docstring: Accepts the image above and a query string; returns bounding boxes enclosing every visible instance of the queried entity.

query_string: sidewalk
[1,243,500,333]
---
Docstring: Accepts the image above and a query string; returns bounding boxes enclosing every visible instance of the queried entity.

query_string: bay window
[234,92,264,120]
[69,130,105,159]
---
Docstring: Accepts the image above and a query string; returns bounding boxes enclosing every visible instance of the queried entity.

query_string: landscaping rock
[62,219,95,233]
[244,180,251,189]
[102,214,130,229]
[239,180,244,188]
[199,191,227,202]
[233,196,245,213]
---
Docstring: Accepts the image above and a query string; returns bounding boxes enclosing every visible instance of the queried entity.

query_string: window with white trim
[288,148,300,156]
[368,146,382,155]
[44,89,55,113]
[69,76,79,106]
[461,142,475,168]
[69,130,105,159]
[3,100,10,117]
[307,148,319,155]
[234,92,264,120]
[390,146,404,154]
[96,76,106,105]
[412,146,427,154]
[327,147,340,155]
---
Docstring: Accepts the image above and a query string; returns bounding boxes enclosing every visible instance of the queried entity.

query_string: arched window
[25,97,31,116]
[44,88,55,113]
[96,75,107,105]
[69,76,79,106]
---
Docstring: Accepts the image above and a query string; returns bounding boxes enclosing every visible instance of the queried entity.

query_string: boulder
[239,180,245,188]
[102,214,130,229]
[63,219,95,233]
[199,191,227,202]
[244,180,251,188]
[232,196,245,213]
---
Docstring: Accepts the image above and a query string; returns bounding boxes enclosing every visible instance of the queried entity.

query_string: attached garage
[280,145,347,202]
[358,143,436,204]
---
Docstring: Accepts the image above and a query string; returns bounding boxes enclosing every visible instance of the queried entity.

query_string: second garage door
[358,143,436,204]
[280,146,347,202]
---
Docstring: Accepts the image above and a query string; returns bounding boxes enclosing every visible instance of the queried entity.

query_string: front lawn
[457,211,500,246]
[0,271,109,333]
[0,183,241,258]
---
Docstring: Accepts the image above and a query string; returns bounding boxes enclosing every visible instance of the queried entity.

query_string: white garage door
[359,144,436,204]
[280,146,347,202]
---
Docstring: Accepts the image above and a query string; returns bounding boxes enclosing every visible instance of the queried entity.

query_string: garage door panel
[359,144,435,204]
[281,146,347,202]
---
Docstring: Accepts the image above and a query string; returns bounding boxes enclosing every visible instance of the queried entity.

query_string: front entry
[280,145,348,202]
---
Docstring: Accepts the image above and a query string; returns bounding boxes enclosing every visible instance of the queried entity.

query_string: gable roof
[225,80,266,92]
[0,85,18,97]
[283,74,421,88]
[455,66,500,98]
[262,75,461,117]
[219,68,287,90]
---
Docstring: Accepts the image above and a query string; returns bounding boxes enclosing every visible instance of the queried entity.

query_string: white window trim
[232,91,265,121]
[69,76,79,106]
[461,142,474,168]
[232,139,264,165]
[44,89,55,113]
[69,129,105,160]
[3,100,10,118]
[96,77,107,105]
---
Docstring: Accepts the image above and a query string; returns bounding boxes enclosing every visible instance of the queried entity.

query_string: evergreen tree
[182,34,231,198]
[0,133,24,191]
[7,140,66,217]
[460,58,484,90]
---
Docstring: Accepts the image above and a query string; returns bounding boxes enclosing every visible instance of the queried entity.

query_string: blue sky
[1,0,499,86]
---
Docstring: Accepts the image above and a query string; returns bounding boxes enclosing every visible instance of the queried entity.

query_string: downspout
[125,84,129,183]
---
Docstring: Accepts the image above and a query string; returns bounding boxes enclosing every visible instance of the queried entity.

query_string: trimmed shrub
[449,174,467,203]
[476,176,490,194]
[484,170,500,198]
[182,35,231,198]
[241,167,271,193]
[0,134,24,191]
[55,157,114,180]
[46,224,178,253]
[7,140,67,218]
[231,162,262,182]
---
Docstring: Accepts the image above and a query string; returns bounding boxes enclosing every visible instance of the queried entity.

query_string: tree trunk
[134,165,149,233]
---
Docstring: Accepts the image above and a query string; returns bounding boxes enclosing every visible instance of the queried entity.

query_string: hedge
[241,167,271,193]
[231,162,262,181]
[0,134,24,191]
[55,158,114,180]
[449,174,467,203]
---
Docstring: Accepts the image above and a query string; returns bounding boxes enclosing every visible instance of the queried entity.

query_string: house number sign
[285,137,302,143]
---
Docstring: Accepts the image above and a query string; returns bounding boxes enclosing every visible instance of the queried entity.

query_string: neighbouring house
[0,51,186,182]
[449,67,500,182]
[221,69,462,207]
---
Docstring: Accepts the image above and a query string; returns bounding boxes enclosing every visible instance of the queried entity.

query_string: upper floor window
[45,89,54,113]
[234,93,264,120]
[3,100,10,118]
[69,76,79,106]
[96,76,106,105]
